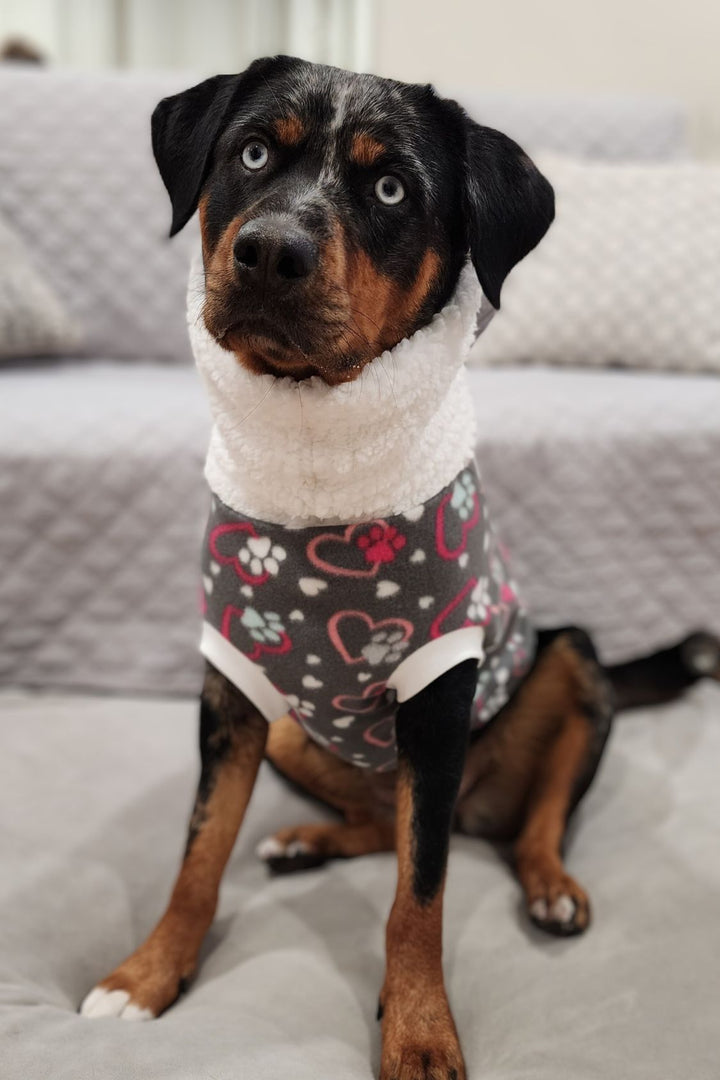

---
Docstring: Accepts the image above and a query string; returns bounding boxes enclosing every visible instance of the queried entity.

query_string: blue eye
[375,175,405,205]
[242,141,269,170]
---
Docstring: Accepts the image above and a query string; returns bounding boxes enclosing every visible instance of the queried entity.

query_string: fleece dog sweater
[190,259,535,772]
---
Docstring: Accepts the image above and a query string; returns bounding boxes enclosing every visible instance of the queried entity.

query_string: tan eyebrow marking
[272,115,305,145]
[351,132,385,166]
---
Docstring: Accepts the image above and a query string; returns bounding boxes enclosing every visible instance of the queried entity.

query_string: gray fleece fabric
[1,685,719,1079]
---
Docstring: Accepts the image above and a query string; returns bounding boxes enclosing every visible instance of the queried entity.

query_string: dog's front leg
[80,662,266,1020]
[379,659,478,1080]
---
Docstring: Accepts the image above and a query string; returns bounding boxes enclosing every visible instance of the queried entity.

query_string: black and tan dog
[80,56,720,1078]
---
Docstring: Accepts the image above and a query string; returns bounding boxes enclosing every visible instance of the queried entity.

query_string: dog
[79,56,720,1079]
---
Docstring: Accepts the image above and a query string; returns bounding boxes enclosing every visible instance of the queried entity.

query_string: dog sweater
[189,259,535,772]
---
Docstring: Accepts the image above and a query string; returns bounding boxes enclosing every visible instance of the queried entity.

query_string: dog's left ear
[462,122,555,308]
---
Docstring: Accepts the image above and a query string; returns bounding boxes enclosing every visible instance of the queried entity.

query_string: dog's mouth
[206,304,370,384]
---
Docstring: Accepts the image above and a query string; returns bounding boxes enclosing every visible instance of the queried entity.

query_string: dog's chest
[201,464,535,771]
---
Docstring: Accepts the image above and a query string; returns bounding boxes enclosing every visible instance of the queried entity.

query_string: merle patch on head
[152,56,554,383]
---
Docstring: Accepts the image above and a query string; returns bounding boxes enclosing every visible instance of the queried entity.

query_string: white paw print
[286,694,316,719]
[239,535,287,577]
[362,630,409,666]
[240,607,285,644]
[467,578,491,623]
[450,471,477,521]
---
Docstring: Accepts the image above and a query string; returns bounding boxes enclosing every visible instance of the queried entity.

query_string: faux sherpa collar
[188,256,490,526]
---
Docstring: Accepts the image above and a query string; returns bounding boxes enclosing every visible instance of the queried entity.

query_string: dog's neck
[189,258,489,526]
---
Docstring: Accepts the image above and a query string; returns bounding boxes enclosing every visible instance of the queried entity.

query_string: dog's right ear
[151,56,301,237]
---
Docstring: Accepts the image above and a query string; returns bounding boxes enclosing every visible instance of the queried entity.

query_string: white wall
[0,0,374,74]
[374,0,720,157]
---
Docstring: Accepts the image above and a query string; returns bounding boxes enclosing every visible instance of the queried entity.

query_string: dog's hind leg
[257,715,395,872]
[80,663,267,1020]
[513,706,596,936]
[457,628,614,937]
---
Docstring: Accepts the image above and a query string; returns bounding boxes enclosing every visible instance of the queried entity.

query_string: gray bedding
[1,683,719,1078]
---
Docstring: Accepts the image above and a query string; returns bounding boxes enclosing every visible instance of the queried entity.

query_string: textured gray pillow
[0,211,81,359]
[470,156,720,374]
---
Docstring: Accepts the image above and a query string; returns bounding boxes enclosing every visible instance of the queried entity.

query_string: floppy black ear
[151,74,239,237]
[151,56,303,237]
[463,123,555,308]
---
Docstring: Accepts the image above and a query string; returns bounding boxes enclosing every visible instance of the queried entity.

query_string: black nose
[233,216,318,285]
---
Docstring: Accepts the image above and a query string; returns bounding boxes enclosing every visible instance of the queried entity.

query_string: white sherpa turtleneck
[188,257,490,527]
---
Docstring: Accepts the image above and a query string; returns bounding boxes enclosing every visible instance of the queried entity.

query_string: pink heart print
[429,578,478,640]
[331,680,389,714]
[209,522,271,585]
[307,520,406,578]
[363,714,396,748]
[435,489,480,560]
[327,611,414,664]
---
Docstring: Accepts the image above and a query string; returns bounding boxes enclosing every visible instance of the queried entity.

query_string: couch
[1,66,719,1080]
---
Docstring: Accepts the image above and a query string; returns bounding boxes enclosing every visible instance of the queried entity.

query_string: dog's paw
[526,875,591,937]
[80,985,155,1021]
[380,1014,465,1079]
[256,831,328,875]
[79,945,188,1020]
[379,985,465,1080]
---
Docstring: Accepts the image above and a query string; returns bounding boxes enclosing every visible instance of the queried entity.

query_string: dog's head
[152,56,554,384]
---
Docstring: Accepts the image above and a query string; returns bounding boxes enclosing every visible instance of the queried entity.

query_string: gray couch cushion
[0,68,197,363]
[1,683,719,1079]
[0,360,209,693]
[442,88,688,160]
[0,210,81,359]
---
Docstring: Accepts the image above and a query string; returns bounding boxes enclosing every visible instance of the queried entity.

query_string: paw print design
[286,694,316,720]
[362,629,410,666]
[241,607,286,644]
[357,524,406,565]
[467,578,492,624]
[450,471,477,521]
[238,536,286,578]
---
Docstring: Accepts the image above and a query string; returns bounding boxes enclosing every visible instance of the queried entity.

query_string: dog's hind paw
[527,885,591,937]
[256,831,328,874]
[79,986,154,1021]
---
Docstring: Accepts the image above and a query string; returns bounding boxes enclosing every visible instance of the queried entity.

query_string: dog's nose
[233,216,318,284]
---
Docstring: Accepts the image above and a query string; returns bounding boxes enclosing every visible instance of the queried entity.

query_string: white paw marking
[256,836,286,861]
[202,575,213,594]
[376,580,400,598]
[458,553,469,568]
[289,609,305,621]
[551,894,576,923]
[247,536,271,559]
[209,560,221,576]
[285,839,312,857]
[403,505,424,522]
[302,674,323,690]
[357,672,372,682]
[529,898,548,922]
[332,715,355,729]
[418,595,434,609]
[121,1003,154,1022]
[299,577,327,597]
[240,585,253,598]
[79,986,154,1022]
[410,548,426,563]
[306,654,321,665]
